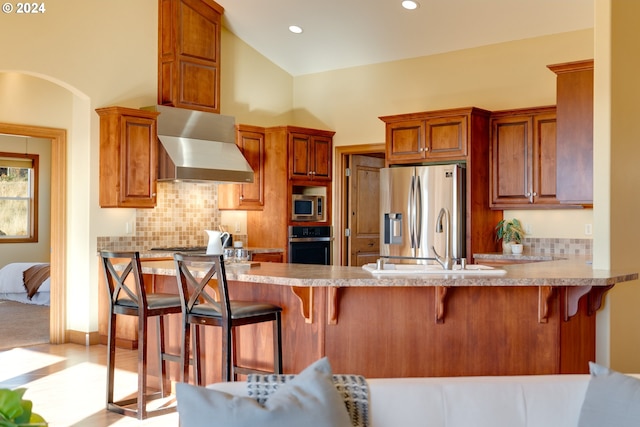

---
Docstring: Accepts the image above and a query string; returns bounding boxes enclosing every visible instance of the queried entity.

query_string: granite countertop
[139,257,637,288]
[474,252,567,262]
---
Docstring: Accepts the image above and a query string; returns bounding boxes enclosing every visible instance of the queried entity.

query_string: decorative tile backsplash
[522,238,592,256]
[97,181,245,252]
[97,182,593,256]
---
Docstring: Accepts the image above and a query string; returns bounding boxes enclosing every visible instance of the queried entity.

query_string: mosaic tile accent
[522,238,592,256]
[97,182,246,252]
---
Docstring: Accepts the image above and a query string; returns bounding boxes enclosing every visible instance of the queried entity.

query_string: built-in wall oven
[288,226,332,265]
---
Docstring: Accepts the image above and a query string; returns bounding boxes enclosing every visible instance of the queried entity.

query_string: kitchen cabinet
[288,128,334,181]
[380,107,502,257]
[245,125,334,262]
[548,60,594,206]
[218,125,265,210]
[251,252,283,263]
[380,109,470,164]
[490,106,558,208]
[96,106,159,208]
[158,0,223,113]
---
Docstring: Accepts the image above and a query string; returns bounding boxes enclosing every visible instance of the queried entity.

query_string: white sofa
[207,372,639,427]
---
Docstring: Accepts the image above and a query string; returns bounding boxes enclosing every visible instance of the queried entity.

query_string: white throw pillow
[577,361,640,427]
[176,357,352,427]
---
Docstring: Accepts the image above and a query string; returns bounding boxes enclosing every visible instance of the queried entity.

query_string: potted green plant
[495,218,526,254]
[0,388,47,426]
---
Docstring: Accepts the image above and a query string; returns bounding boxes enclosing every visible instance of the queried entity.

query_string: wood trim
[335,143,385,266]
[0,123,67,344]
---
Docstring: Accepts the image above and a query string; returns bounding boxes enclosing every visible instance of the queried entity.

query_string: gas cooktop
[149,246,207,252]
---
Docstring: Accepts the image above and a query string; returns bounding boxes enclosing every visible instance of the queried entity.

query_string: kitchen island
[136,257,636,382]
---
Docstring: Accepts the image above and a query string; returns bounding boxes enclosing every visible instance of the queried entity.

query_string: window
[0,152,39,242]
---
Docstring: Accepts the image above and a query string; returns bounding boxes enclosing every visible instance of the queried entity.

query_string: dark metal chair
[100,251,182,420]
[174,253,283,385]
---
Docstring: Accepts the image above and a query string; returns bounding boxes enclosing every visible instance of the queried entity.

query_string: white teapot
[205,230,231,255]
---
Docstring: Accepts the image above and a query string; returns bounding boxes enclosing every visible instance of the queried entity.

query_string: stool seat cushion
[116,293,182,310]
[190,301,282,319]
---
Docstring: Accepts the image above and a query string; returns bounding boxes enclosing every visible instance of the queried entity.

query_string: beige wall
[293,30,595,241]
[603,0,640,372]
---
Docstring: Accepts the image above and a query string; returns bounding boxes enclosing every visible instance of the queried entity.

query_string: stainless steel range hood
[144,105,254,183]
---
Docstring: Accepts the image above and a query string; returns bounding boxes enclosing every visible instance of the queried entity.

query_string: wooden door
[348,155,385,266]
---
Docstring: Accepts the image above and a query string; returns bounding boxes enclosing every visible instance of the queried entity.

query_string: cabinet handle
[525,191,538,203]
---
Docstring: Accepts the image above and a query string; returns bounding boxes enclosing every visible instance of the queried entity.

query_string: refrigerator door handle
[415,175,423,248]
[409,175,416,248]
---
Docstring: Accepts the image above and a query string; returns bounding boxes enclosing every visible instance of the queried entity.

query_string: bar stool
[174,253,283,385]
[100,251,182,420]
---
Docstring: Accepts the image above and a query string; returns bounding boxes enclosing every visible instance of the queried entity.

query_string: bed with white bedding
[0,262,50,306]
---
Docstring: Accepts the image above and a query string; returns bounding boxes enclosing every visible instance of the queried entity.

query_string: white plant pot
[511,243,523,254]
[502,241,512,253]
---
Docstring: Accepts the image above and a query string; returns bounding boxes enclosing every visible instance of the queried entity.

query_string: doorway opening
[0,122,67,344]
[335,144,385,267]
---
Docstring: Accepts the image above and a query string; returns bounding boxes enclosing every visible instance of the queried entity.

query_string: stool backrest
[100,251,147,312]
[173,253,231,321]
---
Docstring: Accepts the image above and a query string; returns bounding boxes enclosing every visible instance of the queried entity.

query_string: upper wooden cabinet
[490,106,558,208]
[158,0,223,113]
[548,60,594,206]
[96,107,159,208]
[288,127,335,181]
[218,125,265,210]
[380,108,473,164]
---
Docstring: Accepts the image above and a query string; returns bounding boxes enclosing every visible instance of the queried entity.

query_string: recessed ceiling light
[289,25,303,34]
[401,0,419,10]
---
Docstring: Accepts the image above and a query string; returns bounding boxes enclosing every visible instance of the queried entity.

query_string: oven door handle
[288,237,332,243]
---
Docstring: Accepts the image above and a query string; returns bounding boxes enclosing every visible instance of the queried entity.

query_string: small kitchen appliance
[291,194,325,222]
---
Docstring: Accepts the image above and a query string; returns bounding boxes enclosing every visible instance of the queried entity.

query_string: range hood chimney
[144,105,254,183]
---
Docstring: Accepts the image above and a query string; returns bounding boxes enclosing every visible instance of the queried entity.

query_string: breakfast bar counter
[130,257,636,382]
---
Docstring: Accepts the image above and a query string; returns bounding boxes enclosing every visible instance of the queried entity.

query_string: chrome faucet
[432,207,453,270]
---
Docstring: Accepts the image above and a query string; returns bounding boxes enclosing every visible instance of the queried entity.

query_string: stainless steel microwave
[291,195,325,221]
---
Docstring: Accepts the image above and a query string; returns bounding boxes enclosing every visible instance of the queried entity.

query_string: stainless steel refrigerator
[380,163,466,264]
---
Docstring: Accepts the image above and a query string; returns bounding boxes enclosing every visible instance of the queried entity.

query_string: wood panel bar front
[112,258,636,384]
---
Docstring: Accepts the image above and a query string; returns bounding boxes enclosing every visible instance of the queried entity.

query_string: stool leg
[273,313,283,374]
[180,319,190,384]
[193,324,203,386]
[222,323,232,382]
[138,314,148,420]
[157,316,168,397]
[106,311,117,408]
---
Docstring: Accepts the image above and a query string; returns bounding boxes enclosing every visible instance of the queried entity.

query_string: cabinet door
[552,62,593,205]
[310,135,332,181]
[219,126,265,210]
[289,132,313,180]
[159,0,222,113]
[531,113,558,205]
[425,114,468,160]
[385,120,426,162]
[119,115,158,208]
[97,107,158,208]
[491,116,532,206]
